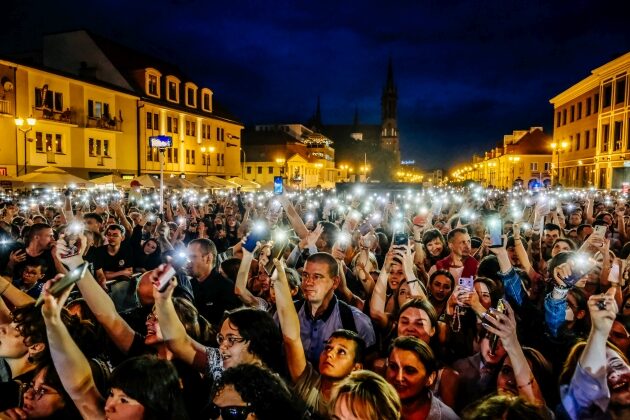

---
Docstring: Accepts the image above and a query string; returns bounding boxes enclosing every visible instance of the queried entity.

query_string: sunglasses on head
[207,403,254,420]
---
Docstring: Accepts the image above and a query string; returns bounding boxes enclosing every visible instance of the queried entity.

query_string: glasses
[216,333,246,348]
[22,382,59,400]
[208,403,254,420]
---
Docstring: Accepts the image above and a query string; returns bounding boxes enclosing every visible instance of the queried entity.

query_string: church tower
[381,58,400,162]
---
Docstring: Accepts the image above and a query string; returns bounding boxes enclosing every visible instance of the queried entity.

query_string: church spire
[385,56,395,91]
[381,58,397,122]
[307,95,323,131]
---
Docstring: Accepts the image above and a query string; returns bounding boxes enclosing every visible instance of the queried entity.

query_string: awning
[16,166,92,188]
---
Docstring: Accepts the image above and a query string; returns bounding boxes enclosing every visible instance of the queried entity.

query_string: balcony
[0,99,11,115]
[32,106,78,125]
[86,116,122,132]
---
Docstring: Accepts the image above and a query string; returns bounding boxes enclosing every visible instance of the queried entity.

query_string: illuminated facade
[453,127,552,189]
[550,51,630,189]
[242,124,336,189]
[0,59,138,179]
[0,30,242,181]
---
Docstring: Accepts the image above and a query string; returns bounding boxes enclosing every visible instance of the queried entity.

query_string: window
[575,133,581,151]
[186,149,190,164]
[147,113,152,129]
[190,122,196,137]
[577,102,582,120]
[556,111,561,127]
[173,118,178,134]
[221,154,224,166]
[544,162,551,171]
[603,83,613,108]
[585,130,590,149]
[89,138,95,156]
[148,74,159,96]
[562,109,567,125]
[203,93,211,111]
[55,134,62,153]
[34,87,63,112]
[268,166,273,174]
[167,148,173,163]
[602,124,610,152]
[570,105,575,122]
[167,117,172,133]
[586,97,592,116]
[530,162,538,171]
[35,132,43,152]
[168,81,178,102]
[87,100,109,118]
[187,88,195,106]
[103,140,110,156]
[616,77,626,105]
[186,121,191,136]
[174,148,178,163]
[191,150,195,165]
[154,114,159,130]
[258,166,262,174]
[216,127,225,141]
[202,123,211,139]
[594,94,600,113]
[614,121,623,150]
[247,166,252,174]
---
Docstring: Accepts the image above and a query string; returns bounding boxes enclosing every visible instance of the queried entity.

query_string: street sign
[149,135,173,148]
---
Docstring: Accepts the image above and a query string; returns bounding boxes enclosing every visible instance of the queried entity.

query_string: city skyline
[1,0,628,170]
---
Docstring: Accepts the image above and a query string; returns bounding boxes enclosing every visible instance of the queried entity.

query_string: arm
[483,300,545,407]
[0,276,36,307]
[42,279,105,420]
[233,248,261,307]
[273,259,307,383]
[153,272,208,368]
[369,253,392,329]
[278,194,308,239]
[110,202,132,235]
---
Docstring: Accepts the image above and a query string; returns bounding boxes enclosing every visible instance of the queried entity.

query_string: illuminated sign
[149,135,173,148]
[401,160,415,165]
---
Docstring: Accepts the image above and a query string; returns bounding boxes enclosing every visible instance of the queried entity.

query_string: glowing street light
[15,116,37,175]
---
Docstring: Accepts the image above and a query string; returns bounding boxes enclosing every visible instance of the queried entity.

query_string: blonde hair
[330,370,401,420]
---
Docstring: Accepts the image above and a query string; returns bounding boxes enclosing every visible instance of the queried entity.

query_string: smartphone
[337,231,351,252]
[486,217,502,248]
[273,176,283,195]
[489,299,506,355]
[593,225,607,237]
[564,254,597,287]
[393,232,409,246]
[264,239,289,275]
[458,276,474,291]
[243,222,269,252]
[35,263,89,306]
[156,264,177,292]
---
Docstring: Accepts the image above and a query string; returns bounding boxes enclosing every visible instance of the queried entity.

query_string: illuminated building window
[603,83,612,108]
[166,76,180,103]
[616,78,626,105]
[586,98,592,116]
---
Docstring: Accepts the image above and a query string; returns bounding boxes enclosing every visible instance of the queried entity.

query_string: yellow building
[0,59,138,179]
[242,124,336,189]
[0,30,243,182]
[453,127,552,189]
[550,51,630,189]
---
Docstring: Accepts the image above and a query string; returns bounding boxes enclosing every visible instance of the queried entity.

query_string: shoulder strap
[337,300,357,334]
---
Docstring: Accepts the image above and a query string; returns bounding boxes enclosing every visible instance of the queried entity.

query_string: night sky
[2,0,628,170]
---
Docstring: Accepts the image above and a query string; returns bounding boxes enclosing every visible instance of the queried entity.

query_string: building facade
[0,30,242,181]
[242,124,336,189]
[0,59,138,179]
[550,51,630,189]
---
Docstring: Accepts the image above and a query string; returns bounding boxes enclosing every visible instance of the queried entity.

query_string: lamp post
[550,141,568,186]
[200,146,215,176]
[15,116,36,175]
[508,155,520,188]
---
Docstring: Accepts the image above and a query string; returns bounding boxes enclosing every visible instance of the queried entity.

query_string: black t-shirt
[93,240,135,273]
[191,269,241,327]
[10,246,58,282]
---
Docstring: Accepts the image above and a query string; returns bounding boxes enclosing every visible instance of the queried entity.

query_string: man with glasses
[290,252,375,367]
[93,224,135,287]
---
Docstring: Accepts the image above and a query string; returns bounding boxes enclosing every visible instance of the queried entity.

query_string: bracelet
[517,377,535,389]
[413,239,422,243]
[0,280,10,296]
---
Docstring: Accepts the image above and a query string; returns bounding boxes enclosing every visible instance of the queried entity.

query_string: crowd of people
[0,184,629,419]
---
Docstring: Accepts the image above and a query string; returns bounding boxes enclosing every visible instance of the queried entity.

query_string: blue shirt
[560,362,610,420]
[296,295,376,367]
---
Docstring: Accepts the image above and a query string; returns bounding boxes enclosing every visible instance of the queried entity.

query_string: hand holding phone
[155,264,177,293]
[36,263,89,307]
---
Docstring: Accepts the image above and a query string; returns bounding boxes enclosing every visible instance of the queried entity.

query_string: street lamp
[508,155,520,187]
[15,116,36,175]
[200,146,215,176]
[550,141,568,186]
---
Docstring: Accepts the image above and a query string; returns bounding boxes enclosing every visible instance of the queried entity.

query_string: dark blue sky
[2,0,628,169]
